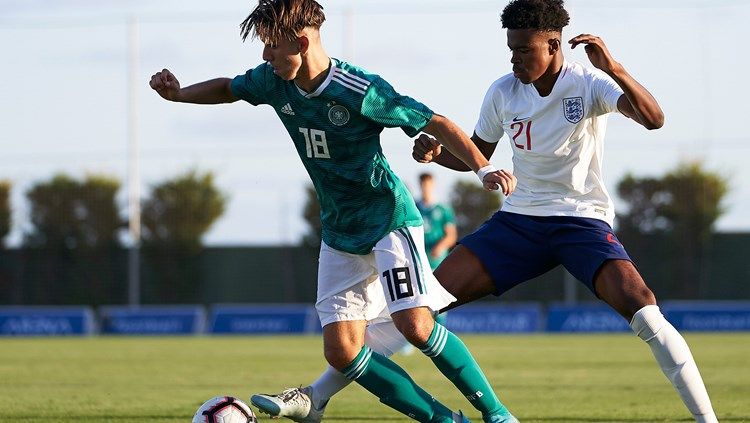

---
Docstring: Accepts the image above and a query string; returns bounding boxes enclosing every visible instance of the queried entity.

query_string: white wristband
[476,164,497,183]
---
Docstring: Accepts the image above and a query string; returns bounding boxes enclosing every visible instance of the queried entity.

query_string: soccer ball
[192,396,258,423]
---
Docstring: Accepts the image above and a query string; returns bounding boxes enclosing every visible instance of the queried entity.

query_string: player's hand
[412,134,442,163]
[149,68,182,101]
[483,169,516,195]
[569,34,620,74]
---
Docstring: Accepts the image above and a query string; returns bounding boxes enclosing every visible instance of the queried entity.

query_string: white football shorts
[316,225,455,327]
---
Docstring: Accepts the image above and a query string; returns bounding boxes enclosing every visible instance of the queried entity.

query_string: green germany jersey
[416,201,456,269]
[231,58,432,254]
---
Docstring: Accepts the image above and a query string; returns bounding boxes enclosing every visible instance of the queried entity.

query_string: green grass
[0,334,748,422]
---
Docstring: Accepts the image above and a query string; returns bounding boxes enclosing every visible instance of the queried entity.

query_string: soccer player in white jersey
[412,0,718,421]
[150,1,518,422]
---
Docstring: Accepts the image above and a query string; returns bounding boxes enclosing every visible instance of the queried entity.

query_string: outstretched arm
[569,34,664,130]
[149,68,238,104]
[413,131,497,172]
[418,115,514,194]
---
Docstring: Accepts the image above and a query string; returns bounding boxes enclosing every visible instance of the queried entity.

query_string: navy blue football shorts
[460,211,632,297]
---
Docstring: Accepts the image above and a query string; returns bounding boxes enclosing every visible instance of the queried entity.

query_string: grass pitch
[0,333,747,422]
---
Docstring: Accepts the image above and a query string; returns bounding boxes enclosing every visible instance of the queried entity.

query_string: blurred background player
[412,0,717,421]
[417,173,457,272]
[149,0,517,422]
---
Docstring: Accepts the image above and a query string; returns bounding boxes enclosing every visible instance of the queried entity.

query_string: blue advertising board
[209,304,319,334]
[445,304,542,333]
[662,301,750,331]
[99,306,206,335]
[0,307,95,336]
[546,303,630,332]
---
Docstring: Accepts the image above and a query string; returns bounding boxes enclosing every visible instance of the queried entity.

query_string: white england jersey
[475,61,624,226]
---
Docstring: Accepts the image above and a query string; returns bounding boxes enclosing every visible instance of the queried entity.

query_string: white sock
[630,305,717,423]
[309,366,350,409]
[309,320,409,408]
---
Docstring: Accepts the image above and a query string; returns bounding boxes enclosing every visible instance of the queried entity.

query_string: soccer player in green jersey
[417,173,457,271]
[149,1,517,422]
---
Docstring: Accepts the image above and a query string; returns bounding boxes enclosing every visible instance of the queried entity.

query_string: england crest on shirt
[562,97,584,123]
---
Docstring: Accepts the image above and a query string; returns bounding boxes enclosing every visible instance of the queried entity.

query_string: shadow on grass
[477,418,748,423]
[4,415,747,422]
[323,417,749,422]
[0,416,186,422]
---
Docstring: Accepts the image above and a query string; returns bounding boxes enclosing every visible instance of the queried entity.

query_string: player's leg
[555,217,716,423]
[307,320,413,412]
[438,211,558,312]
[253,242,446,422]
[433,245,496,312]
[375,226,517,423]
[251,320,411,423]
[595,260,717,423]
[252,240,457,422]
[250,321,368,423]
[321,243,468,422]
[328,320,468,423]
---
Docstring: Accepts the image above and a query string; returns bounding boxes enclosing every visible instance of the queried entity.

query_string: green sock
[420,322,511,420]
[435,312,448,327]
[342,346,456,423]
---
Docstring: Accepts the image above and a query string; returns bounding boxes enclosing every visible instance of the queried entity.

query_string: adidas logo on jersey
[281,103,295,115]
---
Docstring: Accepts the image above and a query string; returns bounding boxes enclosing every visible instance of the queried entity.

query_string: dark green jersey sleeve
[230,63,275,106]
[361,76,434,137]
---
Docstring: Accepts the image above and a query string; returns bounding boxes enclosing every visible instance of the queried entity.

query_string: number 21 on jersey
[299,127,330,159]
[510,120,532,150]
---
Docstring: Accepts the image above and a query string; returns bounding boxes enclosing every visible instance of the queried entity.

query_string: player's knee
[621,283,657,320]
[629,304,666,342]
[393,315,433,346]
[324,342,362,371]
[635,285,657,309]
[598,261,657,319]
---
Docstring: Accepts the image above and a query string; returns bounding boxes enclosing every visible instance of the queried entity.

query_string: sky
[1,0,749,246]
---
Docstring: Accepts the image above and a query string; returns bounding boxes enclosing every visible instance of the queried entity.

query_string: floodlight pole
[127,16,141,306]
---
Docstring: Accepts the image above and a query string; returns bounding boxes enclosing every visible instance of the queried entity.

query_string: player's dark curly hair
[500,0,570,32]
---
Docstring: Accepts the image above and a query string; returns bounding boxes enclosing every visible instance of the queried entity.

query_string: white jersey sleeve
[590,68,624,116]
[474,78,509,143]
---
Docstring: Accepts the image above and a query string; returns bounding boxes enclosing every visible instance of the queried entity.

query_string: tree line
[7,170,227,251]
[0,161,728,252]
[0,160,730,304]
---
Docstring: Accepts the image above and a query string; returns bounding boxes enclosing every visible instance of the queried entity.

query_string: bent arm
[150,68,238,104]
[432,223,457,256]
[430,131,498,172]
[610,65,664,130]
[568,34,664,130]
[421,115,495,172]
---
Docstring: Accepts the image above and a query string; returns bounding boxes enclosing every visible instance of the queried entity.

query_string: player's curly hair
[240,0,325,43]
[500,0,570,32]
